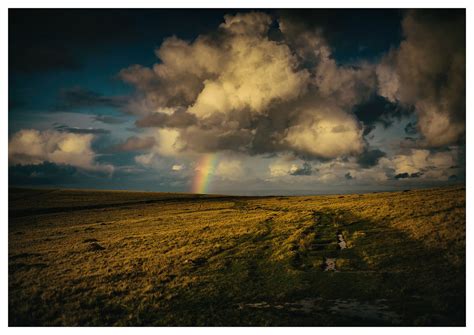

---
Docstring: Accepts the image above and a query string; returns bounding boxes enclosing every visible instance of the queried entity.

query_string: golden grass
[9,185,465,326]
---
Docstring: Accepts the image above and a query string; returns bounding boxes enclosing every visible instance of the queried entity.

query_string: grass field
[8,185,465,326]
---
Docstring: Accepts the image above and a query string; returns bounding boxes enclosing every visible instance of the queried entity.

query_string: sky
[8,9,466,195]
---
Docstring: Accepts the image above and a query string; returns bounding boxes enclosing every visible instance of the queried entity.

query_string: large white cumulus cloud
[119,12,374,159]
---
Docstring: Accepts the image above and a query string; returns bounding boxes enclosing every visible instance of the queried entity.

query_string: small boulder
[185,257,207,266]
[87,242,105,251]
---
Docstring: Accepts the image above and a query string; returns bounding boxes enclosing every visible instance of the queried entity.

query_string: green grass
[8,185,465,326]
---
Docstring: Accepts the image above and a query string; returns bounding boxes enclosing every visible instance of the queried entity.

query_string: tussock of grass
[9,185,465,326]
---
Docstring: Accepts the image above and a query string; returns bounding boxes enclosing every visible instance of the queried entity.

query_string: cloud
[269,157,313,177]
[277,9,404,64]
[9,129,112,172]
[379,148,460,181]
[134,153,155,167]
[404,121,418,135]
[289,162,312,176]
[53,123,110,135]
[356,148,386,168]
[113,136,156,152]
[171,164,184,171]
[283,104,365,159]
[57,87,127,110]
[10,161,84,186]
[93,115,127,124]
[135,108,197,128]
[395,172,423,179]
[377,10,465,147]
[220,12,272,36]
[153,128,185,157]
[269,159,296,177]
[186,25,309,119]
[352,95,412,131]
[215,159,244,180]
[9,161,115,187]
[120,12,377,160]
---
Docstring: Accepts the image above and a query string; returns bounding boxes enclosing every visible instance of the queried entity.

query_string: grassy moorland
[8,185,465,326]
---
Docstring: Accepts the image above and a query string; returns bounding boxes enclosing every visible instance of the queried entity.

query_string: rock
[87,242,105,251]
[324,258,336,271]
[185,257,207,266]
[337,234,347,249]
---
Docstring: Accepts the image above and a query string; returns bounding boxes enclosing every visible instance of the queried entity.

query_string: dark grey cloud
[289,162,312,176]
[377,9,465,147]
[356,149,386,168]
[395,172,423,179]
[404,121,418,135]
[93,115,127,125]
[53,123,110,135]
[9,161,114,188]
[9,161,87,186]
[57,87,127,111]
[125,127,143,133]
[135,109,197,128]
[353,95,412,132]
[344,172,353,180]
[178,127,254,154]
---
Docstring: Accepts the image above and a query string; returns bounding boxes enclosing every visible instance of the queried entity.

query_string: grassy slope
[9,185,465,326]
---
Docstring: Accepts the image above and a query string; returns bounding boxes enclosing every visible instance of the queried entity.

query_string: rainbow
[192,153,219,194]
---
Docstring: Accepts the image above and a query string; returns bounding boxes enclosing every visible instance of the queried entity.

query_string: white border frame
[1,1,471,334]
